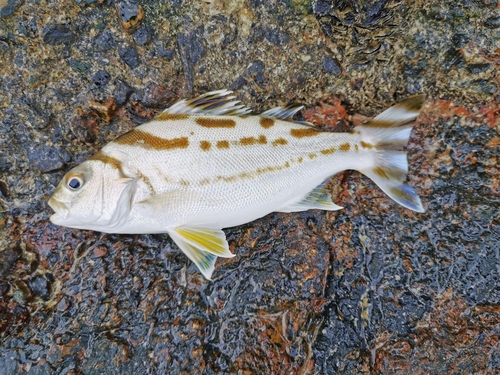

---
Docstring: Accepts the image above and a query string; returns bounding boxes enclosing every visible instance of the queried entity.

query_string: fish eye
[67,176,84,191]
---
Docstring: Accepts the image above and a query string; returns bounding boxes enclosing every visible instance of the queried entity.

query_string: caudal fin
[356,95,425,213]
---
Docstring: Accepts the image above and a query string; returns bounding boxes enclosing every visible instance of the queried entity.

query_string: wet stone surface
[0,0,499,374]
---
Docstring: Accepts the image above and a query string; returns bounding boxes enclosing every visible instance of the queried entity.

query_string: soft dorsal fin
[260,105,314,127]
[278,181,343,213]
[161,89,252,116]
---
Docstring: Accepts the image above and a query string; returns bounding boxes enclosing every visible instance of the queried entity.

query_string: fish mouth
[48,197,69,222]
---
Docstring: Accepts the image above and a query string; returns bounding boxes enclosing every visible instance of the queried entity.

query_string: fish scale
[49,90,425,279]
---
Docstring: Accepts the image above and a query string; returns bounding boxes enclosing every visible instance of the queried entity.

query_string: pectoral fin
[173,226,234,258]
[279,181,343,212]
[168,231,217,280]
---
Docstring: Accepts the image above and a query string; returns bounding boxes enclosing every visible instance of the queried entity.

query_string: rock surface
[0,0,498,374]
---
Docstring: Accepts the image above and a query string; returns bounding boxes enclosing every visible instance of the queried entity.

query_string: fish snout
[48,197,69,221]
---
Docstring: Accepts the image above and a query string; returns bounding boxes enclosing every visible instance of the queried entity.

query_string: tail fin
[356,95,425,213]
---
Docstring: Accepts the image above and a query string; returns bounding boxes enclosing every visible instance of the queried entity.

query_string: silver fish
[49,90,425,279]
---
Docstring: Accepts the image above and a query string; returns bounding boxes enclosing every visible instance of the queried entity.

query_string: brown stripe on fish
[320,147,336,155]
[339,143,351,151]
[355,144,359,152]
[200,141,211,151]
[89,152,123,170]
[271,138,288,146]
[195,117,236,128]
[290,128,319,138]
[363,119,396,128]
[154,113,190,121]
[260,117,275,129]
[360,141,373,149]
[239,135,267,146]
[309,153,317,159]
[216,140,230,149]
[114,130,189,150]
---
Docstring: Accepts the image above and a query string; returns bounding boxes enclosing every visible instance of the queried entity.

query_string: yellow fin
[279,181,343,212]
[168,231,217,280]
[174,226,234,258]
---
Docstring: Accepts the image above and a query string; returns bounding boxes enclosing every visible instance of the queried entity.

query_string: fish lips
[48,197,70,223]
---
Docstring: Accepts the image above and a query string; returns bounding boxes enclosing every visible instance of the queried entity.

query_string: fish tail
[355,95,425,212]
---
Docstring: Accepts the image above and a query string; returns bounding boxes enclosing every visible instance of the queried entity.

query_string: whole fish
[49,90,425,279]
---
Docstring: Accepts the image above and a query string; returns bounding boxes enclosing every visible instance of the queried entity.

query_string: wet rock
[27,145,69,173]
[0,181,8,198]
[42,24,76,45]
[230,76,246,91]
[0,0,21,18]
[451,33,469,48]
[467,63,491,74]
[28,276,50,300]
[323,56,342,75]
[142,83,176,108]
[115,0,144,34]
[441,47,465,71]
[133,27,152,46]
[265,27,289,46]
[157,45,175,60]
[484,16,500,29]
[113,78,134,106]
[0,247,20,277]
[92,70,111,88]
[177,26,206,94]
[89,98,117,122]
[118,45,140,68]
[68,59,91,74]
[74,0,99,7]
[71,111,100,143]
[248,60,266,85]
[313,0,332,15]
[95,30,115,52]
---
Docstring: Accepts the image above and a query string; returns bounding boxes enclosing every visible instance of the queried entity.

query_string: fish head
[48,159,134,231]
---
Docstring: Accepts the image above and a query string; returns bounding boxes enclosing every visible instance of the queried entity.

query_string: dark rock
[133,27,152,46]
[265,27,289,46]
[116,0,144,33]
[441,47,465,71]
[0,0,21,18]
[118,46,140,68]
[484,16,500,29]
[248,60,265,85]
[74,0,99,7]
[113,78,134,106]
[313,0,332,15]
[157,45,175,60]
[323,56,342,75]
[92,70,111,88]
[0,247,20,277]
[467,63,491,74]
[177,26,206,94]
[95,30,115,52]
[68,59,91,74]
[42,24,76,45]
[0,181,8,197]
[27,145,68,173]
[451,33,469,48]
[142,83,176,108]
[230,76,246,91]
[28,276,50,300]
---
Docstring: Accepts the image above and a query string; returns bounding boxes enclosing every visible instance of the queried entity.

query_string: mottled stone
[118,45,139,68]
[42,24,76,45]
[27,276,50,300]
[323,56,342,75]
[113,78,134,106]
[27,146,69,173]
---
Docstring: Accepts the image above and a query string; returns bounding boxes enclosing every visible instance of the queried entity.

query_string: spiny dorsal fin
[162,89,252,116]
[278,181,343,213]
[260,105,315,127]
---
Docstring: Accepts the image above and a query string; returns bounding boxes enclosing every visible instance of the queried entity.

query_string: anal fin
[279,181,343,213]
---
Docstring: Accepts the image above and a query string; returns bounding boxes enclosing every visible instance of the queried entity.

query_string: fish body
[49,90,425,279]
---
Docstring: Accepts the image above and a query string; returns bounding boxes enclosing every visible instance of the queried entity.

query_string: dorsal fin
[161,89,252,116]
[260,105,314,127]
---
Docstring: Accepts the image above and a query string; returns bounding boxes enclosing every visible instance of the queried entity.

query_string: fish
[48,89,425,279]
